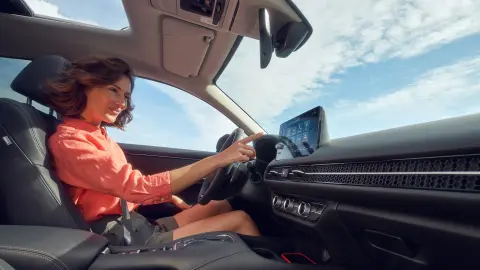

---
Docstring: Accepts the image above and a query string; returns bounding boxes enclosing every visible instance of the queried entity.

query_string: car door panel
[337,203,480,270]
[264,113,480,269]
[120,143,216,204]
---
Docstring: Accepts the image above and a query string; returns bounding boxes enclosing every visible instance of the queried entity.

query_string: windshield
[217,0,480,138]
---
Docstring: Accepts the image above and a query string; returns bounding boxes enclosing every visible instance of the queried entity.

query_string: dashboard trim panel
[266,154,480,193]
[278,171,480,175]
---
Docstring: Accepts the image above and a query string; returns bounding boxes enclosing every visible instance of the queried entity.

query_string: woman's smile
[108,107,122,115]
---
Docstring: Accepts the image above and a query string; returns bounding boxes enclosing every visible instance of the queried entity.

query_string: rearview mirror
[258,1,313,68]
[274,21,310,58]
[258,8,273,69]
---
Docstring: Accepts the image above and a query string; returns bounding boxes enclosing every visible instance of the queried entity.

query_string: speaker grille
[266,155,480,192]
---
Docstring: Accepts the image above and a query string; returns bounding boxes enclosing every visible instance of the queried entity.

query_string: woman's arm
[169,155,219,193]
[169,132,263,193]
[50,132,263,203]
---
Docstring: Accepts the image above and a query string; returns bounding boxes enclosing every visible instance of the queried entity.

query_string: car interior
[1,0,480,270]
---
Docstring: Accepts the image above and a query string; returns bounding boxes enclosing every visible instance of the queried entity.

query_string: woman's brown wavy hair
[45,56,135,129]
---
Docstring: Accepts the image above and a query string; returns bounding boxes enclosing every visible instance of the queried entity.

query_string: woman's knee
[231,210,253,225]
[230,210,260,236]
[209,199,232,215]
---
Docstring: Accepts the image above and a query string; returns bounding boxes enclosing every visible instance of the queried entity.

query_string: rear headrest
[10,55,71,107]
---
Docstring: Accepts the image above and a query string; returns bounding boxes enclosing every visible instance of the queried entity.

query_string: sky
[5,0,480,152]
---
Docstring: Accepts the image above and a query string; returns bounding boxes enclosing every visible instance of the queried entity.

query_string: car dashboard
[255,112,480,270]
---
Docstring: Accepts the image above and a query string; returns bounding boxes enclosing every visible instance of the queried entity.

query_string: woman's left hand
[172,195,191,210]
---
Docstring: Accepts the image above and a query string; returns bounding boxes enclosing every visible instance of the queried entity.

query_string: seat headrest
[10,55,71,107]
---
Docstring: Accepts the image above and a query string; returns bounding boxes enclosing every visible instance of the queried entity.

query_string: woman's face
[82,75,132,125]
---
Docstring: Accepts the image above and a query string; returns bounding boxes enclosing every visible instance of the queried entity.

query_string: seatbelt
[120,199,158,246]
[120,199,133,245]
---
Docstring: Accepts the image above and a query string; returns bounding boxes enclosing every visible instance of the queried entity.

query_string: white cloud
[147,82,236,152]
[218,0,480,130]
[24,0,99,26]
[328,55,480,138]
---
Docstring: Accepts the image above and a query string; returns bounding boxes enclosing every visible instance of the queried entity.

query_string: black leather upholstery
[0,225,108,270]
[0,55,89,230]
[216,134,229,152]
[90,231,341,270]
[10,55,70,107]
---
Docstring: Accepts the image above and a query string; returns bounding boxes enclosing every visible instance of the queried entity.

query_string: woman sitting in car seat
[47,56,262,245]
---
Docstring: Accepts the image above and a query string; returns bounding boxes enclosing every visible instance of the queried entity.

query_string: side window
[0,57,30,102]
[0,57,50,113]
[107,78,237,152]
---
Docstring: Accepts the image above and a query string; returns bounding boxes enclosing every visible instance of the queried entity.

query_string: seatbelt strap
[120,199,156,246]
[120,199,133,245]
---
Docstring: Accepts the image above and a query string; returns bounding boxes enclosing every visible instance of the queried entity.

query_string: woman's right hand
[167,132,264,194]
[214,132,264,168]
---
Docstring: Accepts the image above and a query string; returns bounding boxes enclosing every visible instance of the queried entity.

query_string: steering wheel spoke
[198,128,249,205]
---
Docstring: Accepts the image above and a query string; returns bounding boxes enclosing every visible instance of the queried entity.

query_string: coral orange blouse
[49,117,172,222]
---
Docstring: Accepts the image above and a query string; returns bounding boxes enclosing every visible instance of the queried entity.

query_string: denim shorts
[90,212,179,246]
[149,215,179,244]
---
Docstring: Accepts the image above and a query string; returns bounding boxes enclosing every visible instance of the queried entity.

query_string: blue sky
[16,0,480,151]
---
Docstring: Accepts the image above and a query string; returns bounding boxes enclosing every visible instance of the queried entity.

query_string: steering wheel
[198,128,247,205]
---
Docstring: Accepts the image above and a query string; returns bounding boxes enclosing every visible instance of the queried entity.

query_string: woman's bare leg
[172,210,260,240]
[173,199,232,227]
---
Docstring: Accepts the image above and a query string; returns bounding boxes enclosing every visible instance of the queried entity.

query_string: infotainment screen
[278,106,322,158]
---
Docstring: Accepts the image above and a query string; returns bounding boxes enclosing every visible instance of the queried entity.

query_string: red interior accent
[280,252,316,265]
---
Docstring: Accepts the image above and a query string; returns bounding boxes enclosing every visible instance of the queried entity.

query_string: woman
[47,56,263,245]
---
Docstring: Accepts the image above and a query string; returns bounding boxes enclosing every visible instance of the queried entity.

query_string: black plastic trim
[228,0,240,31]
[337,204,480,269]
[0,0,33,16]
[284,0,313,51]
[265,180,480,223]
[119,143,214,160]
[267,155,480,193]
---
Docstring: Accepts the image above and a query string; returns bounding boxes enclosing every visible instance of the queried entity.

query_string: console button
[297,202,311,217]
[292,200,301,215]
[272,196,284,208]
[283,198,294,212]
[306,204,324,222]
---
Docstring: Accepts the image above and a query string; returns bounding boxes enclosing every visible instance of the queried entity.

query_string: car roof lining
[0,0,302,134]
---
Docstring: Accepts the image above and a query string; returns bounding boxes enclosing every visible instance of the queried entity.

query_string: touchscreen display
[279,107,321,157]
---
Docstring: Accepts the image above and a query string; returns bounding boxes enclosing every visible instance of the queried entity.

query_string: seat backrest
[0,55,90,230]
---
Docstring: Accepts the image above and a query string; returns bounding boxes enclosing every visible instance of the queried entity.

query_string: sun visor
[162,17,215,78]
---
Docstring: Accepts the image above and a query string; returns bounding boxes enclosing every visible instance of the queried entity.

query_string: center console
[92,230,338,270]
[0,225,342,270]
